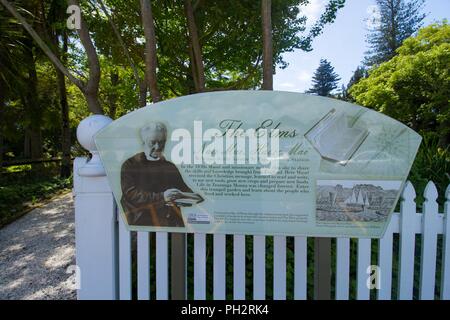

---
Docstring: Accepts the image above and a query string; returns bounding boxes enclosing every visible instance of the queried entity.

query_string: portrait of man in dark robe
[120,122,195,227]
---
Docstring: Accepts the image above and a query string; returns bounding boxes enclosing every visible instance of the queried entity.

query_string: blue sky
[273,0,450,93]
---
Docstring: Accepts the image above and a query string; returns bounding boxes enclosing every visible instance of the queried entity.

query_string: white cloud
[279,82,296,88]
[297,71,311,83]
[300,0,327,27]
[296,70,313,92]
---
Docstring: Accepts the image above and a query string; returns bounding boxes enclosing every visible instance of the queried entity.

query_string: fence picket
[441,186,450,300]
[156,232,168,300]
[273,236,286,300]
[419,182,439,299]
[194,233,207,300]
[357,239,371,300]
[377,221,394,300]
[335,238,350,300]
[213,234,226,300]
[398,181,417,300]
[253,235,266,300]
[118,216,132,300]
[294,236,307,300]
[137,232,150,300]
[233,235,246,300]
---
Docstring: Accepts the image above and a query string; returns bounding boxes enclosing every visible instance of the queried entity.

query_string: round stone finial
[76,115,112,177]
[77,115,113,152]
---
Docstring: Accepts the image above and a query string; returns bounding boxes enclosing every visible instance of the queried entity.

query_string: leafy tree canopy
[350,21,450,146]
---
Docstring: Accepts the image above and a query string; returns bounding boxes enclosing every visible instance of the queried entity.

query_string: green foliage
[365,0,426,66]
[408,134,450,210]
[307,58,341,96]
[350,21,450,147]
[1,0,347,163]
[305,0,345,49]
[0,163,72,227]
[98,58,141,119]
[84,0,346,97]
[341,65,368,102]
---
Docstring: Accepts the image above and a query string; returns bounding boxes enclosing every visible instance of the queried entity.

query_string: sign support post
[314,237,331,300]
[171,233,186,300]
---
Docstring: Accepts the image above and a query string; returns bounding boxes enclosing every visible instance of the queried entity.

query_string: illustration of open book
[169,192,204,207]
[305,109,369,165]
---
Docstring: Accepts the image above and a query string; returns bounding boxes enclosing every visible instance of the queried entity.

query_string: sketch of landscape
[316,180,402,222]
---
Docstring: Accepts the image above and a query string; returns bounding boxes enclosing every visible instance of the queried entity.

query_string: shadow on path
[0,193,76,300]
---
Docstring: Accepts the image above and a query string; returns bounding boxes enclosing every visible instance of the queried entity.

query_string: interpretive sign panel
[95,91,421,238]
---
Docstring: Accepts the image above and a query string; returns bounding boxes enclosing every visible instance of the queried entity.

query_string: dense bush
[408,134,450,211]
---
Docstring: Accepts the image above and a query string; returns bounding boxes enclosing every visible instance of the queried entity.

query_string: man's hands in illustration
[164,189,184,202]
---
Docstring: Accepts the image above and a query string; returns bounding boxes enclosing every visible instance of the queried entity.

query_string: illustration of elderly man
[120,122,193,227]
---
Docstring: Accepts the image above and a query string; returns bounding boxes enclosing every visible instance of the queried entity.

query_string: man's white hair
[140,122,167,141]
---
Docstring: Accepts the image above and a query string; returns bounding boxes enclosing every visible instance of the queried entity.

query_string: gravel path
[0,193,76,300]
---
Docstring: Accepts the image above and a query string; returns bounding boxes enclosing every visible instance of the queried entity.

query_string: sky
[273,0,450,93]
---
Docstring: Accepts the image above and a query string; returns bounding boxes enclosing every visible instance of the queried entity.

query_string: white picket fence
[73,152,450,300]
[72,116,450,301]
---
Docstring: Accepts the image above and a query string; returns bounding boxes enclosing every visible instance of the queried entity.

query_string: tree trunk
[388,0,398,59]
[184,0,205,92]
[0,78,5,166]
[23,36,43,160]
[187,40,200,93]
[67,0,102,114]
[140,0,161,103]
[261,0,273,90]
[83,91,102,114]
[107,70,119,119]
[22,114,43,160]
[57,70,71,178]
[139,81,148,107]
[98,0,146,107]
[1,0,103,114]
[0,134,3,167]
[29,127,43,160]
[55,32,71,178]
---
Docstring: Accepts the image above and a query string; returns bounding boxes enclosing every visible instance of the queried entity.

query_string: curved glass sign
[95,91,421,238]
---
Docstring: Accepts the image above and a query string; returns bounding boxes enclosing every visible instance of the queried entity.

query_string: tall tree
[343,65,368,101]
[184,0,205,93]
[0,3,29,161]
[307,59,341,97]
[45,0,72,177]
[365,0,425,67]
[141,0,161,103]
[261,0,273,90]
[351,21,450,147]
[347,65,368,89]
[97,0,147,107]
[20,17,43,159]
[1,0,103,114]
[170,0,345,94]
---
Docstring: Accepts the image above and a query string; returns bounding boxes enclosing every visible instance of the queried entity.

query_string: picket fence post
[441,185,450,299]
[398,181,417,300]
[73,115,117,300]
